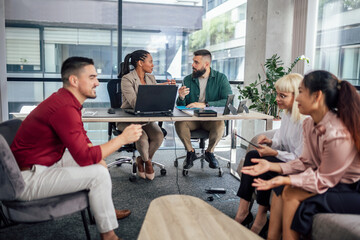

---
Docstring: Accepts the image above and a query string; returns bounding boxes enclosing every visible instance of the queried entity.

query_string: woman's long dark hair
[119,50,149,78]
[303,70,360,152]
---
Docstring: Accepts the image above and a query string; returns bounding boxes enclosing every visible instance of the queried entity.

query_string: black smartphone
[223,94,235,115]
[205,188,226,194]
[235,134,260,148]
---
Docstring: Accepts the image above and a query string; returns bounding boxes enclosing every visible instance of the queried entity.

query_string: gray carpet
[0,147,257,240]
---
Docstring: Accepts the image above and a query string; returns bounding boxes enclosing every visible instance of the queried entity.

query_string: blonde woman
[234,73,305,237]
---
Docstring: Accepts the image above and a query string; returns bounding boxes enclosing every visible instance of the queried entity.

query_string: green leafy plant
[237,54,309,118]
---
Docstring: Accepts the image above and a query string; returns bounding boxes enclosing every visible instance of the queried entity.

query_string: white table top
[81,107,273,123]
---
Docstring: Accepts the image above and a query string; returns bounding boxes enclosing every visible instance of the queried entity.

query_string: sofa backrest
[0,134,25,201]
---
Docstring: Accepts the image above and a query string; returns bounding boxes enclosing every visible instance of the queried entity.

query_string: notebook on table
[124,85,178,116]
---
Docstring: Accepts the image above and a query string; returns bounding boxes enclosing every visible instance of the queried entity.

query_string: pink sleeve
[290,130,355,193]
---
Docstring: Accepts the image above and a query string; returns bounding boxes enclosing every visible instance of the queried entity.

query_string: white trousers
[18,151,118,233]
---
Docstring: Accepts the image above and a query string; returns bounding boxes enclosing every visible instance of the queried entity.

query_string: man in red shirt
[11,57,142,240]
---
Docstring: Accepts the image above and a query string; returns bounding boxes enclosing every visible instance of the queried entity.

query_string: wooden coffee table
[138,194,263,240]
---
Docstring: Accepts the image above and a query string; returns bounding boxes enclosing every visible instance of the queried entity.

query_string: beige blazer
[120,70,157,109]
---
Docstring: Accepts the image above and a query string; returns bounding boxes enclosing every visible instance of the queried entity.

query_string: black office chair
[106,64,167,182]
[174,122,231,177]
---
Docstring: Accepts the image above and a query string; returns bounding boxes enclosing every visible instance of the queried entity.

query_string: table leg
[229,119,240,180]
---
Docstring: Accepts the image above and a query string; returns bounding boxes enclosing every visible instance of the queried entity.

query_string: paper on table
[83,111,97,116]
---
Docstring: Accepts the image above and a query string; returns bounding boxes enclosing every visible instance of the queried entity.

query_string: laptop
[124,85,178,116]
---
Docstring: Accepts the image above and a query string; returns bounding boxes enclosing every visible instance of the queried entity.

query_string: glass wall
[5,0,244,146]
[314,0,360,86]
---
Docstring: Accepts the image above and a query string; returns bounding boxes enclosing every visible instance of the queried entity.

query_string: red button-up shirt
[11,88,102,168]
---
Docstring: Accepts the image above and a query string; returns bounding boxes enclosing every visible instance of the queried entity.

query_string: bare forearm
[100,135,128,159]
[269,162,283,174]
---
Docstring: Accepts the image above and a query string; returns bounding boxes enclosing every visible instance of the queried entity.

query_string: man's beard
[192,67,206,78]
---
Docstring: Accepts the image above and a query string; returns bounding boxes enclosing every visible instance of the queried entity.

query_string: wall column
[241,0,295,139]
[0,0,8,121]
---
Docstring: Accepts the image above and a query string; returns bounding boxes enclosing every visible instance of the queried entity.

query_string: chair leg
[107,156,132,168]
[87,207,95,225]
[81,209,91,240]
[0,204,10,226]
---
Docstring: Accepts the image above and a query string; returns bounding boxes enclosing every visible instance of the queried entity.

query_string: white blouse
[271,112,305,162]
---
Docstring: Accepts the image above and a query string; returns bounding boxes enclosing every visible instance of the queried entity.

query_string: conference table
[82,107,273,180]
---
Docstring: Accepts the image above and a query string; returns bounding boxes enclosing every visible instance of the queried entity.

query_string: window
[6,27,41,72]
[315,0,360,86]
[340,45,360,86]
[44,27,113,76]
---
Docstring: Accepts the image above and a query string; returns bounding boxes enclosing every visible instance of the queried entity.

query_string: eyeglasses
[276,92,293,99]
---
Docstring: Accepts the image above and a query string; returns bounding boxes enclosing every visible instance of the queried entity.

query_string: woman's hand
[167,79,176,85]
[256,145,278,157]
[257,135,272,146]
[241,158,271,176]
[252,176,291,191]
[159,79,176,85]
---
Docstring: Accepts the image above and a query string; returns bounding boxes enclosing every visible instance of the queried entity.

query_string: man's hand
[186,102,206,109]
[252,176,291,191]
[178,86,190,99]
[257,135,272,146]
[97,159,108,169]
[256,145,278,157]
[241,158,271,176]
[118,124,143,145]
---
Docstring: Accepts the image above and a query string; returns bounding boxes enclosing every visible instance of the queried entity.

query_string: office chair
[174,122,231,177]
[0,119,93,240]
[106,63,167,182]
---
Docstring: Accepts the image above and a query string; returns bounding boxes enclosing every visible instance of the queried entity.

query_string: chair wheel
[129,176,136,182]
[174,160,178,168]
[160,169,167,176]
[227,162,231,168]
[218,168,223,177]
[182,170,188,176]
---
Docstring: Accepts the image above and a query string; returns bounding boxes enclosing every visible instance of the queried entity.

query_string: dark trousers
[292,181,360,235]
[237,150,284,207]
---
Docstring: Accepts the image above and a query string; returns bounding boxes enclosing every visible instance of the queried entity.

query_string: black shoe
[241,212,254,228]
[205,152,219,169]
[183,151,196,169]
[259,218,269,238]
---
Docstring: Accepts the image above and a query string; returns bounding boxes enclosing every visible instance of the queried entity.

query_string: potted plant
[238,54,309,118]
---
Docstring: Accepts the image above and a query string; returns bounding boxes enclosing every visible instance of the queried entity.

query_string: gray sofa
[238,130,360,240]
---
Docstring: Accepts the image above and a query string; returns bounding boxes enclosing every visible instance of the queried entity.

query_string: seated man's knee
[93,165,112,186]
[174,121,184,132]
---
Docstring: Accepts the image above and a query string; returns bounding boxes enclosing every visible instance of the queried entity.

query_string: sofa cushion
[312,213,360,240]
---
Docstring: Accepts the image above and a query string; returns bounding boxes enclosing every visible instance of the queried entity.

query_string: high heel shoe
[241,212,254,228]
[258,218,269,238]
[136,156,145,179]
[144,160,155,180]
